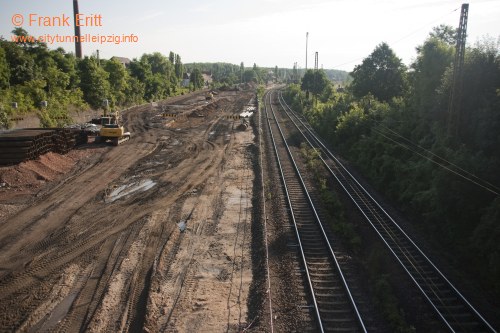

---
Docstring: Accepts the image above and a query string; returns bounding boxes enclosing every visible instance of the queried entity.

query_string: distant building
[111,56,131,68]
[182,73,190,87]
[202,73,213,86]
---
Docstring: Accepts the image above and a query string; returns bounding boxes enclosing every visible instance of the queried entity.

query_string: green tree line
[184,62,301,87]
[0,28,193,128]
[284,26,500,299]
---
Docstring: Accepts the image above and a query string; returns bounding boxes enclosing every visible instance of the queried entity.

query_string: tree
[174,54,183,80]
[454,39,500,150]
[169,51,175,64]
[43,62,70,97]
[181,62,241,86]
[105,58,129,106]
[240,62,244,83]
[190,68,204,90]
[0,33,191,125]
[0,32,87,125]
[142,52,177,93]
[11,27,29,38]
[274,66,278,82]
[283,28,500,304]
[78,56,111,109]
[128,58,151,82]
[0,47,9,89]
[50,48,79,89]
[11,27,35,48]
[242,69,257,83]
[2,41,37,85]
[143,52,171,76]
[252,63,263,82]
[350,42,408,102]
[430,24,457,46]
[301,69,330,99]
[293,63,299,82]
[411,37,454,119]
[125,76,144,105]
[145,73,169,101]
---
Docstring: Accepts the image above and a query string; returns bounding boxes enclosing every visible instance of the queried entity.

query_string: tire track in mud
[225,127,253,331]
[20,218,145,333]
[143,118,237,332]
[65,218,147,333]
[156,118,255,332]
[85,113,233,331]
[121,211,175,333]
[143,199,189,332]
[0,161,160,331]
[83,212,169,332]
[159,219,205,332]
[0,90,257,332]
[0,141,157,272]
[0,243,101,332]
[0,209,151,327]
[84,134,223,331]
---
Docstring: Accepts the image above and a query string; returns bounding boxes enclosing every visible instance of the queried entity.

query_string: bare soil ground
[0,89,257,332]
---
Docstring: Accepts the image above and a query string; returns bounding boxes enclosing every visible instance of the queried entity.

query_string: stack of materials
[0,128,88,165]
[51,128,88,153]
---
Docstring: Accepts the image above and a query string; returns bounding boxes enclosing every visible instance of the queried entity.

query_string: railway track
[262,90,366,332]
[277,90,497,333]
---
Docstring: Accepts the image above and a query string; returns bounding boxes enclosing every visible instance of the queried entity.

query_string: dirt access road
[0,89,258,332]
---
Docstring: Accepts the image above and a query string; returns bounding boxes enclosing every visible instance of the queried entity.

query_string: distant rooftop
[111,57,131,67]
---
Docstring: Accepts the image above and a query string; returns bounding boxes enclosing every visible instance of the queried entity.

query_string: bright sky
[1,0,499,71]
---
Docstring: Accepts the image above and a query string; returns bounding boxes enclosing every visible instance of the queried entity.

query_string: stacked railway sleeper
[0,128,88,165]
[277,90,497,333]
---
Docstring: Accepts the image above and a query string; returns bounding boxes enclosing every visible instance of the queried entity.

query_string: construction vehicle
[205,91,214,101]
[94,111,131,146]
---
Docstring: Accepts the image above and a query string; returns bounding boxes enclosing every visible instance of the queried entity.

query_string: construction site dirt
[0,89,260,332]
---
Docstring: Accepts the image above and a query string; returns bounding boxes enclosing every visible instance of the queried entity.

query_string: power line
[372,127,499,196]
[390,7,460,45]
[376,122,500,193]
[332,6,460,70]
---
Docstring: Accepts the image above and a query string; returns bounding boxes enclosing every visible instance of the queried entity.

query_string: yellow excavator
[95,111,131,146]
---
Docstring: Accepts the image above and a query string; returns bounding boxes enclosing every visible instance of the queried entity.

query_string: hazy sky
[1,0,499,71]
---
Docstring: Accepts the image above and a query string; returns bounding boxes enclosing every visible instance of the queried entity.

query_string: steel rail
[263,90,324,332]
[278,90,497,333]
[264,90,367,332]
[258,90,275,333]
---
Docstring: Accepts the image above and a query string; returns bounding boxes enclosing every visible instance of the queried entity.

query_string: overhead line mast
[447,3,469,137]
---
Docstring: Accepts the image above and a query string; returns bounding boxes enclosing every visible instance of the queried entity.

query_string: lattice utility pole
[314,52,319,71]
[447,3,469,137]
